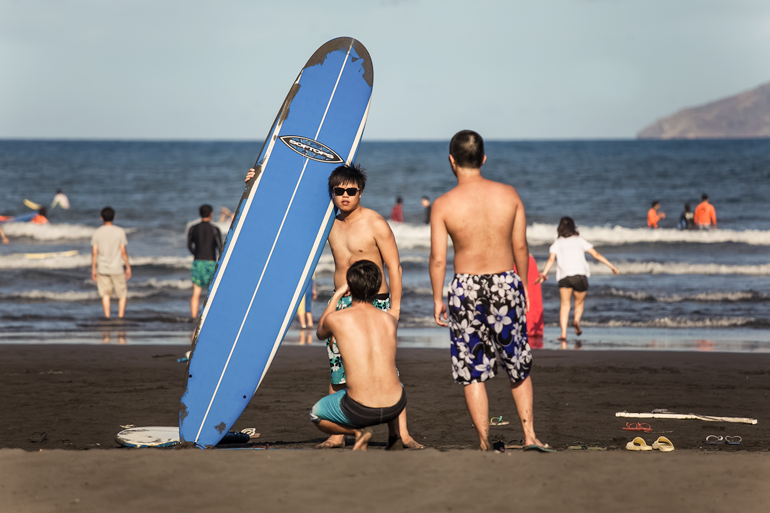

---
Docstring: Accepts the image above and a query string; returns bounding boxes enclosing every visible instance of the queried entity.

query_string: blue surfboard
[179,37,373,448]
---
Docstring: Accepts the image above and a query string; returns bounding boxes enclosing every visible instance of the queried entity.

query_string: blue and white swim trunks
[447,270,532,385]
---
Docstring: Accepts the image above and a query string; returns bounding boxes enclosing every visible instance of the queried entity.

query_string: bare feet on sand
[315,437,345,449]
[353,427,373,451]
[573,321,582,336]
[401,437,425,449]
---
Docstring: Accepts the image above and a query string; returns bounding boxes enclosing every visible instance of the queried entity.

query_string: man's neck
[104,221,113,226]
[455,167,484,185]
[201,217,212,223]
[339,204,363,222]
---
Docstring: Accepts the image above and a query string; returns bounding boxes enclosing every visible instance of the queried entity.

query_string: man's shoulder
[360,206,387,223]
[335,303,396,324]
[94,224,124,235]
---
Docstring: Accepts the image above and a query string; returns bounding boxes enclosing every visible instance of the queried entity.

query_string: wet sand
[2,344,770,511]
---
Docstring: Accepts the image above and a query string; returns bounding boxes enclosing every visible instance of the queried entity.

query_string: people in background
[647,201,665,229]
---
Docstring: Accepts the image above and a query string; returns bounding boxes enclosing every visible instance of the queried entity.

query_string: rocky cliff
[638,81,770,139]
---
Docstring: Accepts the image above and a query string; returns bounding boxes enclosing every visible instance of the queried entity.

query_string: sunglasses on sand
[333,187,360,196]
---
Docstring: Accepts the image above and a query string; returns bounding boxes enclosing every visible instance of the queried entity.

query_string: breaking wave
[580,317,767,329]
[2,222,138,241]
[0,289,163,302]
[528,223,770,246]
[0,254,193,270]
[587,262,770,276]
[602,288,770,303]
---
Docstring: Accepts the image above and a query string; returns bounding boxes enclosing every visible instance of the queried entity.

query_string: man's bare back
[430,156,529,308]
[433,176,527,277]
[320,297,402,407]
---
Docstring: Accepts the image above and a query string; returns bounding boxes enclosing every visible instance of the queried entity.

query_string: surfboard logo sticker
[279,136,344,164]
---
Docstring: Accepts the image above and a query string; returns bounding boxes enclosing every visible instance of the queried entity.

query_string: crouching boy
[310,260,406,450]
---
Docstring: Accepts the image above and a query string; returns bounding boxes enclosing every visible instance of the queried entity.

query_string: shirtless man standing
[429,130,548,451]
[244,164,422,449]
[310,260,406,451]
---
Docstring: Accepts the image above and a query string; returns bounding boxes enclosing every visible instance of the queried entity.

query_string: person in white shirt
[535,217,619,341]
[91,207,131,318]
[51,190,70,209]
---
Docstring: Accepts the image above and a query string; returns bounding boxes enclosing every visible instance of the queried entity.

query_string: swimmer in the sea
[647,201,665,229]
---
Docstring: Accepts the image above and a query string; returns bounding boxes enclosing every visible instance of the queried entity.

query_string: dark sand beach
[2,344,770,512]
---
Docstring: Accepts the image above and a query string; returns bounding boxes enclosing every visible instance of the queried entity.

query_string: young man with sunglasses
[244,163,423,449]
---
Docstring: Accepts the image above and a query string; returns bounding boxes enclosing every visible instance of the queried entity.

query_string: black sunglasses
[333,187,360,196]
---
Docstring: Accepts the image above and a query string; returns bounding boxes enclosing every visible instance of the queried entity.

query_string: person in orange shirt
[694,194,717,229]
[30,207,50,225]
[647,201,665,229]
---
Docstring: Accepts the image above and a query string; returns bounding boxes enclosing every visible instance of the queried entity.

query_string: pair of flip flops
[568,441,607,451]
[626,436,675,452]
[705,435,741,445]
[495,440,555,452]
[622,422,652,432]
[490,416,509,426]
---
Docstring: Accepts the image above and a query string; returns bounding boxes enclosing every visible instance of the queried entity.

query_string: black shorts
[558,275,588,292]
[340,388,407,429]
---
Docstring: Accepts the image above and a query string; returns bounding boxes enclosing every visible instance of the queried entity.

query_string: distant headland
[638,81,770,139]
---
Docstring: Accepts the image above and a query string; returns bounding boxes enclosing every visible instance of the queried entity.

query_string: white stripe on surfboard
[253,90,372,394]
[193,40,355,443]
[253,199,337,395]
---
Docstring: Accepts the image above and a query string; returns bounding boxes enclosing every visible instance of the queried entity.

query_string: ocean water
[1,139,769,350]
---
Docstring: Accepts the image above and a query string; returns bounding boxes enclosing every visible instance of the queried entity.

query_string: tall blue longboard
[180,37,373,448]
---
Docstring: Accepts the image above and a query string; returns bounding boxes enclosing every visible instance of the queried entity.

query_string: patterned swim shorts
[191,260,217,287]
[327,293,390,385]
[447,270,532,385]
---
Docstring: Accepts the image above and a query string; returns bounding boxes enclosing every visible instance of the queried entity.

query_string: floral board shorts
[447,270,532,385]
[327,292,391,385]
[191,260,217,287]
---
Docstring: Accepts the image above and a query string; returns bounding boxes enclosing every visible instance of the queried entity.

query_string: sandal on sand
[626,437,652,451]
[705,435,724,445]
[623,422,652,432]
[573,321,582,336]
[652,436,675,452]
[240,428,260,439]
[30,432,47,443]
[505,441,524,449]
[524,444,555,453]
[568,442,587,450]
[490,416,509,426]
[725,436,742,445]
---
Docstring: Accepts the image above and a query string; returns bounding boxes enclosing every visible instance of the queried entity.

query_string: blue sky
[1,0,769,140]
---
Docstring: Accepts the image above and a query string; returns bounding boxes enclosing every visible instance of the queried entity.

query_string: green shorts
[191,260,217,287]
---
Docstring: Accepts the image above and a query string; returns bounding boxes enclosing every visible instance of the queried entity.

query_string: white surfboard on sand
[116,426,180,448]
[116,426,255,448]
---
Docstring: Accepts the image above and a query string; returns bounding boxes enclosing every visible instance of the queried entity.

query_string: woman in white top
[535,217,619,341]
